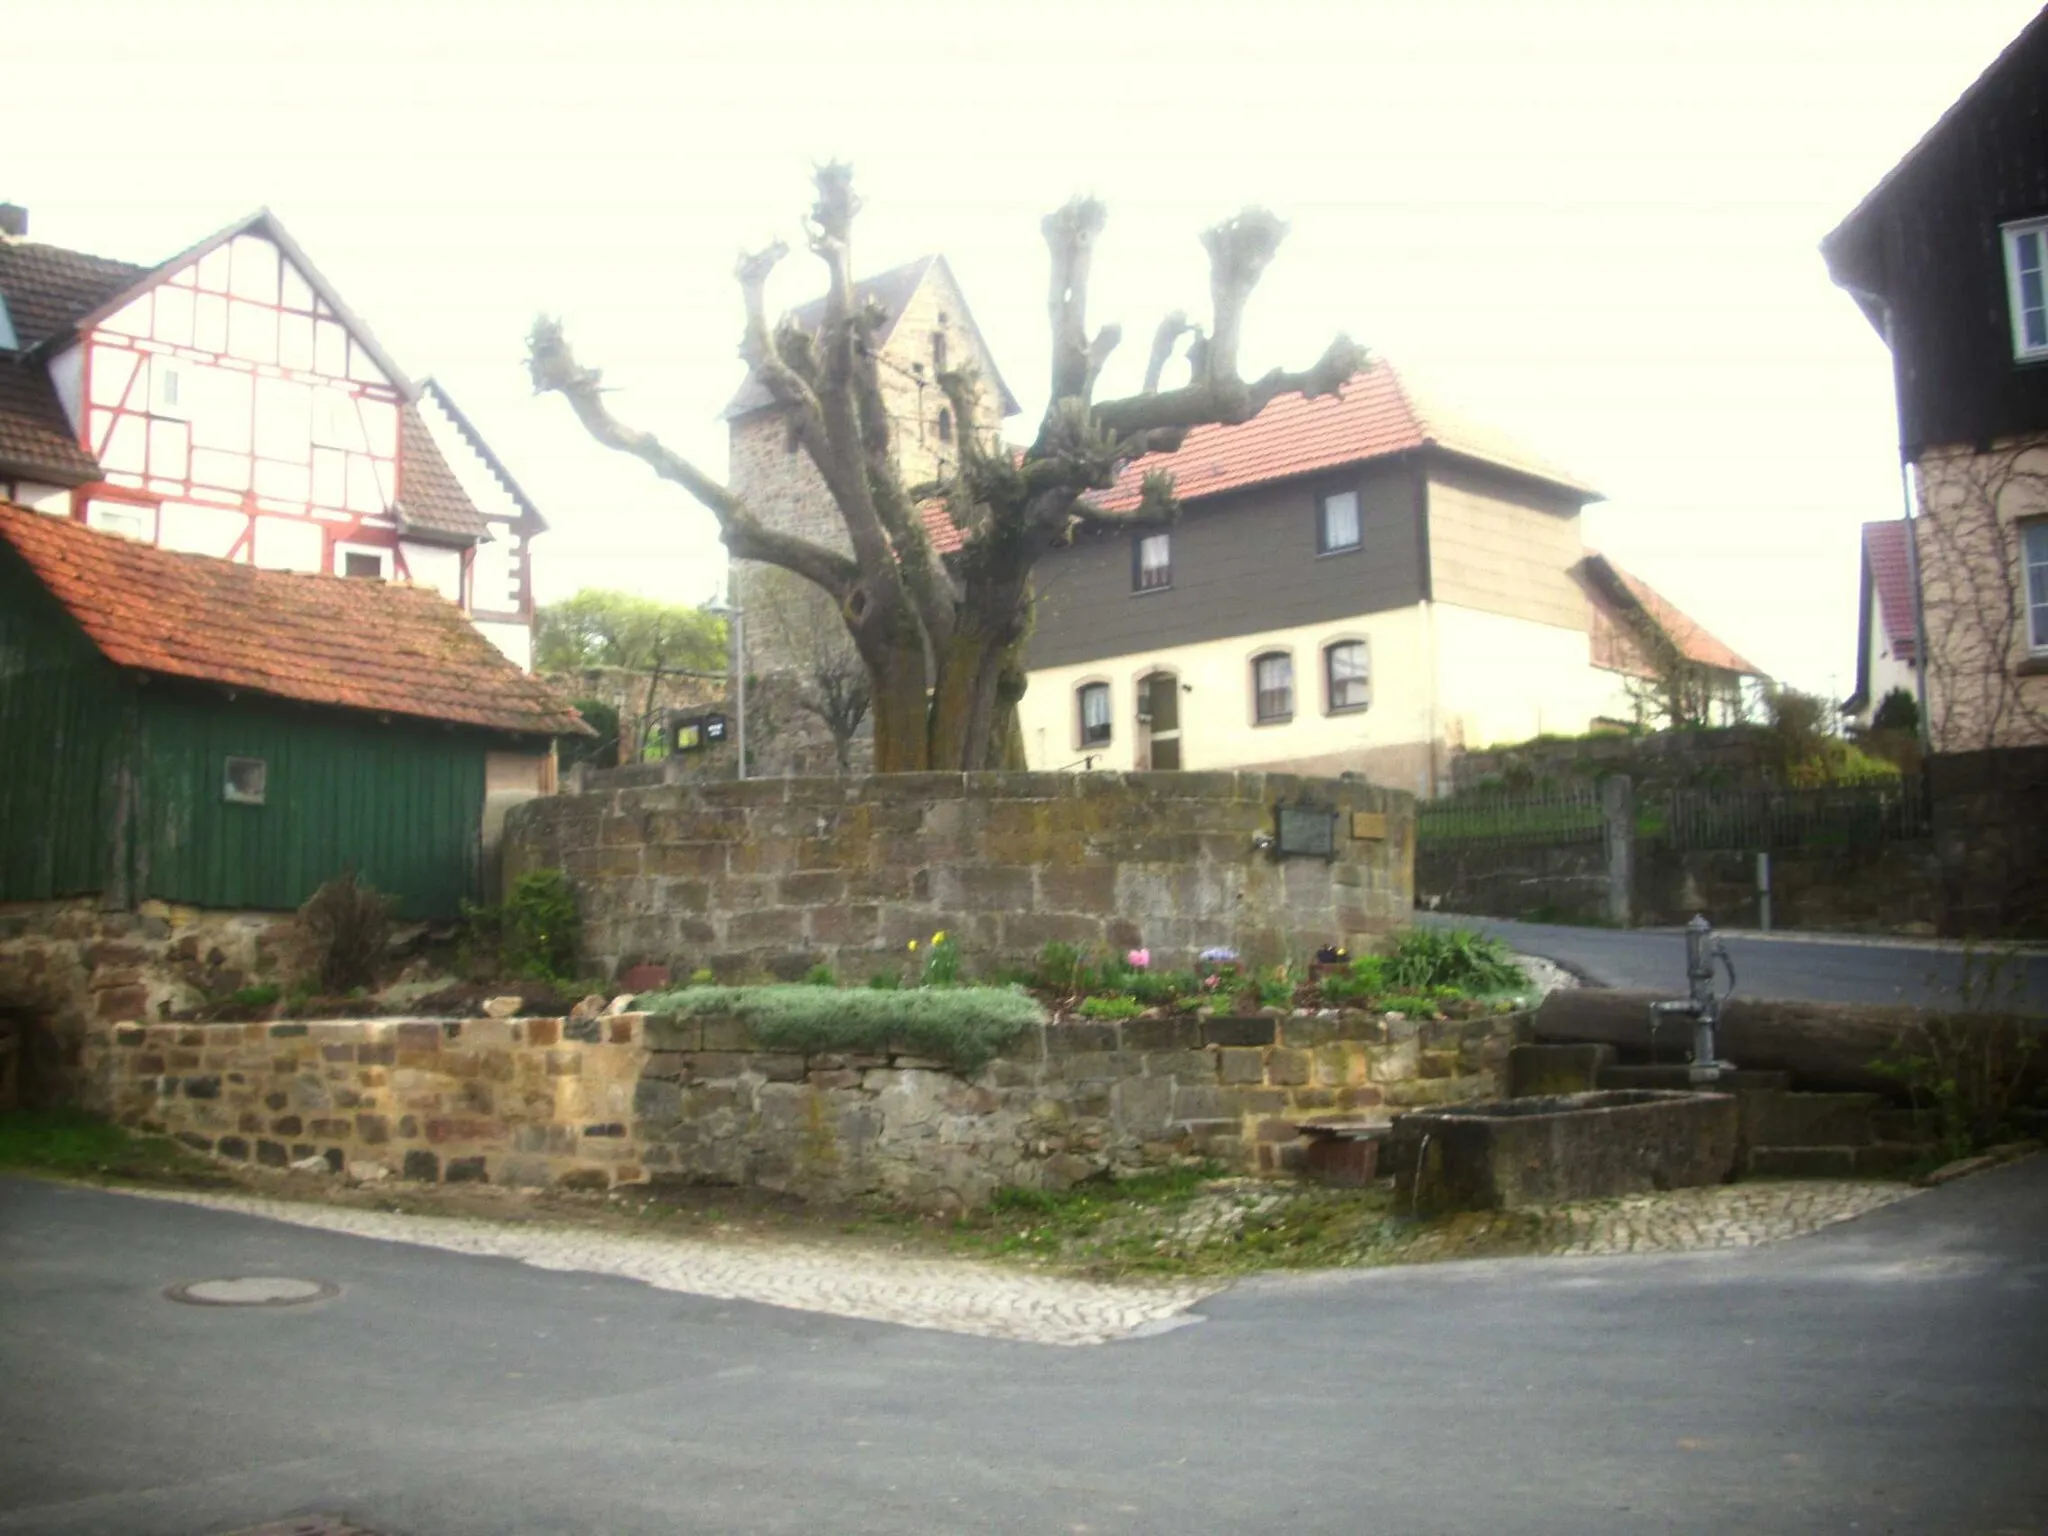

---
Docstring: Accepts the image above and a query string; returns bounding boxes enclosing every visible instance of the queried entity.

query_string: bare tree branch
[1042,196,1108,409]
[526,316,858,595]
[1142,311,1191,395]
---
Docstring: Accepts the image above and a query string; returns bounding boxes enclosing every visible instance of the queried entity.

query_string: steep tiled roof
[1581,552,1763,679]
[396,403,490,543]
[0,239,148,351]
[1862,519,1918,661]
[1086,362,1601,512]
[421,378,547,532]
[0,503,588,737]
[0,358,98,483]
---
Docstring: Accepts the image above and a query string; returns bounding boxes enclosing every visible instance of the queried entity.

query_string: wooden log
[1533,989,2048,1099]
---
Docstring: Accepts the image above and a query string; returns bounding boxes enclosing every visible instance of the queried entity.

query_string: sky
[12,0,2044,701]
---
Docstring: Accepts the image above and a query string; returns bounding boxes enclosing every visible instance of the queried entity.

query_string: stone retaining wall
[503,771,1415,984]
[84,1004,1529,1209]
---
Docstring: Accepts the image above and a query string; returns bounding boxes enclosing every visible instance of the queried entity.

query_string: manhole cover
[165,1276,340,1307]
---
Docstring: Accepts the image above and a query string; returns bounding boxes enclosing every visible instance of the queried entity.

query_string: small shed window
[223,756,268,805]
[937,406,953,443]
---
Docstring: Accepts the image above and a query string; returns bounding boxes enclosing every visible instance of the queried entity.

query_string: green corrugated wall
[0,552,126,900]
[2,542,491,919]
[136,687,486,918]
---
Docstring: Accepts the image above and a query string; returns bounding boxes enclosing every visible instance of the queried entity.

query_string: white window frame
[1076,679,1113,749]
[1252,650,1294,725]
[1133,531,1171,593]
[222,756,268,806]
[1318,488,1362,554]
[2001,218,2048,362]
[334,541,393,580]
[1324,638,1371,713]
[85,500,154,543]
[2025,520,2048,655]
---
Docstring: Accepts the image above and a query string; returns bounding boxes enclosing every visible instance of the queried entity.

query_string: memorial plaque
[1274,802,1339,860]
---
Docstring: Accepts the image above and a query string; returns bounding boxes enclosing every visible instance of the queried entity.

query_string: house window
[2026,521,2048,652]
[936,406,953,443]
[1252,651,1294,723]
[1318,489,1362,553]
[932,331,948,372]
[222,756,267,806]
[151,359,190,420]
[2004,219,2048,360]
[1133,532,1171,592]
[1325,639,1370,712]
[1078,681,1112,746]
[336,544,391,580]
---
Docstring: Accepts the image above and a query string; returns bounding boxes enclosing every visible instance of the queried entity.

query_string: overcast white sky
[13,0,2043,699]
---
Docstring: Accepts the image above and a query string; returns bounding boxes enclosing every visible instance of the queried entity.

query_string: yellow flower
[932,930,947,945]
[907,938,919,951]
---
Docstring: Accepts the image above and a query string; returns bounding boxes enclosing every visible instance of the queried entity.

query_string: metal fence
[1415,786,1605,846]
[1416,778,1930,852]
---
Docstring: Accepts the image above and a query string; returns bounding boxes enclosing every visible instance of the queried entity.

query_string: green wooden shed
[0,503,590,918]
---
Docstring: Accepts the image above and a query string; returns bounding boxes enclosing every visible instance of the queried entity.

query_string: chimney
[0,205,26,240]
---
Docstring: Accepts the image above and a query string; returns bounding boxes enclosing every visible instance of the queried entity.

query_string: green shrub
[1384,928,1527,994]
[462,868,582,984]
[1318,954,1389,1003]
[1078,994,1143,1020]
[226,983,281,1009]
[688,967,716,987]
[918,931,961,986]
[868,971,901,991]
[297,869,394,994]
[803,964,837,988]
[636,984,1044,1072]
[1380,993,1437,1017]
[1034,940,1089,996]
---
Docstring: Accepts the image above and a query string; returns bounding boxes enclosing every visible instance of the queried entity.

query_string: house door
[1141,671,1182,770]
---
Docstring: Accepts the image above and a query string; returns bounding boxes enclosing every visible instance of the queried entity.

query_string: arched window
[1324,639,1370,712]
[936,406,953,443]
[1252,652,1294,723]
[1077,681,1112,746]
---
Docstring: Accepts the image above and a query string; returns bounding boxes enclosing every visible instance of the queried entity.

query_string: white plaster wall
[400,540,463,603]
[1429,601,1604,749]
[252,514,323,572]
[1021,605,1435,777]
[476,618,534,671]
[10,482,72,516]
[48,344,84,434]
[158,499,248,558]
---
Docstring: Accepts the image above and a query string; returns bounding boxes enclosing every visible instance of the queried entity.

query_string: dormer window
[2002,218,2048,360]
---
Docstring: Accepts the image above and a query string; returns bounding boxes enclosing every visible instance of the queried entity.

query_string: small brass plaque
[1350,811,1387,841]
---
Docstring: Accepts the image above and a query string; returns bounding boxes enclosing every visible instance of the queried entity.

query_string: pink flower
[1127,948,1151,970]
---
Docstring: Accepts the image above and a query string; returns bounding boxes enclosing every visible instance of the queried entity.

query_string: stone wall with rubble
[503,771,1414,984]
[80,1003,1527,1208]
[0,899,298,1109]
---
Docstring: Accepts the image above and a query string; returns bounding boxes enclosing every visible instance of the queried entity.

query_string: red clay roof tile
[1862,519,1918,661]
[1085,362,1601,514]
[0,502,587,737]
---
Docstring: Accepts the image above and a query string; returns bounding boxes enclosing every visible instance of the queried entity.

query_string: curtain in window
[1326,641,1369,709]
[1254,653,1293,720]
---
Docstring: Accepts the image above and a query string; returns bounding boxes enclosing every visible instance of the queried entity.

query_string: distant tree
[535,589,727,763]
[747,566,871,771]
[561,697,621,771]
[1870,687,1920,734]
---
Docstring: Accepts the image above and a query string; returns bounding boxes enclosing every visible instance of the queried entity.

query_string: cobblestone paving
[109,1178,1919,1345]
[116,1188,1217,1347]
[1389,1180,1921,1263]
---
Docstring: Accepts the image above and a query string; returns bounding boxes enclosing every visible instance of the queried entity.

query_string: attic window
[2004,219,2048,361]
[931,331,947,372]
[223,756,268,806]
[336,544,391,580]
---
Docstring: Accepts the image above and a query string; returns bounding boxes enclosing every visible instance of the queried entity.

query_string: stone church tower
[722,255,1020,772]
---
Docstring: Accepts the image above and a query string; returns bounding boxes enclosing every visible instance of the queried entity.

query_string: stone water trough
[1390,1089,1738,1217]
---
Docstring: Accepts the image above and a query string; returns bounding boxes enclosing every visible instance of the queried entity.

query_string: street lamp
[705,593,746,781]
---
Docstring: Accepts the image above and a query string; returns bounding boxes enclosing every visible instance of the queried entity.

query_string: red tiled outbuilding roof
[0,503,588,737]
[1085,362,1601,514]
[1861,519,1918,661]
[1581,551,1764,679]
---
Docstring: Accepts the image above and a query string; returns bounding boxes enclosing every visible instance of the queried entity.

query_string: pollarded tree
[528,164,1363,772]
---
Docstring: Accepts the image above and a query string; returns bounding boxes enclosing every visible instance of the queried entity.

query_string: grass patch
[635,984,1046,1072]
[944,1165,1432,1278]
[0,1109,234,1186]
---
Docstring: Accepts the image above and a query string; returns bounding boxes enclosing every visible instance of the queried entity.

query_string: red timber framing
[71,229,440,590]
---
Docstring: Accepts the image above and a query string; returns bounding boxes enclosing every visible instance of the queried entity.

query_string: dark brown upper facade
[1823,8,2048,457]
[1028,453,1427,670]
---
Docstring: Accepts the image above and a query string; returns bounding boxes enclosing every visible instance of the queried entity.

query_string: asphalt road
[3,1164,2044,1536]
[1422,912,2048,1014]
